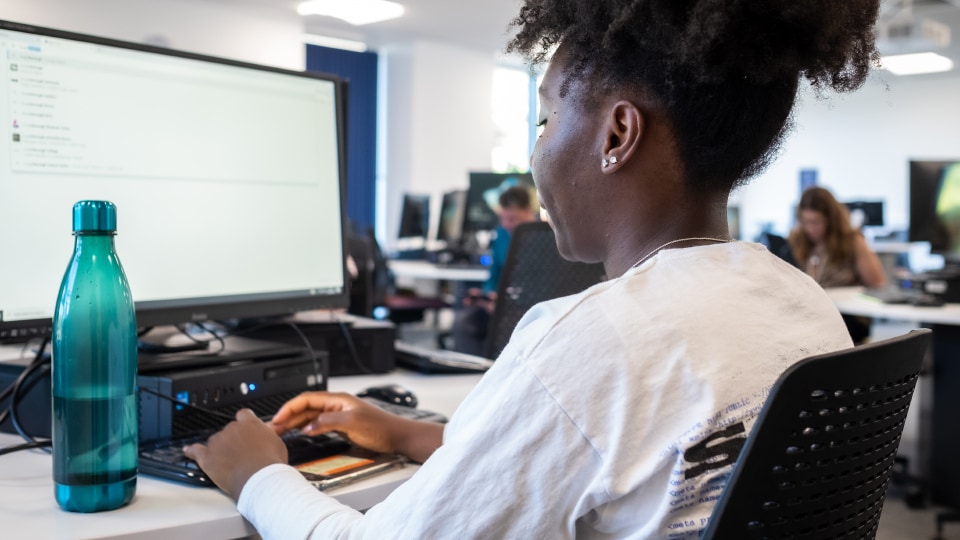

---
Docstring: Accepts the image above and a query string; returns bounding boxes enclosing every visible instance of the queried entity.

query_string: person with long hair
[184,1,881,537]
[789,186,887,289]
[789,186,886,344]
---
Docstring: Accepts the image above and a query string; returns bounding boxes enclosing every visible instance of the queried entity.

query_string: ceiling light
[297,0,404,26]
[881,52,954,75]
[302,34,368,52]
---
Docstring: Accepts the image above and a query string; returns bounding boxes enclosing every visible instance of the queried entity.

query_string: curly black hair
[507,0,881,193]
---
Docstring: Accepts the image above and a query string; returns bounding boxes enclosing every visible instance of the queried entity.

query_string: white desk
[826,286,960,325]
[387,259,489,283]
[826,286,960,509]
[0,369,482,539]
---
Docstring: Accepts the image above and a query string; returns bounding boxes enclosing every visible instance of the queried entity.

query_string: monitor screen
[463,172,536,233]
[436,189,466,244]
[0,20,349,343]
[843,201,884,228]
[396,193,430,239]
[909,160,960,260]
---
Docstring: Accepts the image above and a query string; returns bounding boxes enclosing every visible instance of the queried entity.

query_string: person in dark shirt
[452,185,538,355]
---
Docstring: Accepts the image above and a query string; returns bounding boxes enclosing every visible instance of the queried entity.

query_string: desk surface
[387,259,489,282]
[0,368,482,540]
[825,286,960,325]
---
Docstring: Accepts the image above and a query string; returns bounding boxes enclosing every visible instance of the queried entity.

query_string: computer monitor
[843,201,884,228]
[909,159,960,264]
[462,172,537,233]
[0,20,349,343]
[436,190,466,245]
[396,193,430,239]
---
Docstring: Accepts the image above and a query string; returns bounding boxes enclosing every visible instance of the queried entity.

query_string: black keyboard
[139,399,447,486]
[139,429,350,486]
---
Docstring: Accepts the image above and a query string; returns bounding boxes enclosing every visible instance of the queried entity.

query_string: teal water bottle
[52,200,138,512]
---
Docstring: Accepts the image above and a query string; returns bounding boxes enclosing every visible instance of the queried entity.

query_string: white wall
[736,70,960,242]
[8,1,960,248]
[378,41,495,249]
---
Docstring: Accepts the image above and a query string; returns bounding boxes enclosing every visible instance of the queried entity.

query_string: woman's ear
[600,100,643,174]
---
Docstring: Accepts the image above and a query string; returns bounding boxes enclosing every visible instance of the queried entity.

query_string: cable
[0,439,51,457]
[281,321,328,388]
[332,314,374,375]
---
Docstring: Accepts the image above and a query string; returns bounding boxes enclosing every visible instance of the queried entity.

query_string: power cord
[332,314,374,375]
[0,337,52,455]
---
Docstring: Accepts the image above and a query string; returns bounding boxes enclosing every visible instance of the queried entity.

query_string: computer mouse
[356,384,418,408]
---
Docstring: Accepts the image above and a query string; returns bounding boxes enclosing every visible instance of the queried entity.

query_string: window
[491,65,540,172]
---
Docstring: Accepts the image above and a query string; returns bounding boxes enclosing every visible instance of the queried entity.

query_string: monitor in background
[397,193,431,239]
[0,20,349,344]
[909,159,960,266]
[462,172,537,233]
[843,200,884,229]
[436,189,466,246]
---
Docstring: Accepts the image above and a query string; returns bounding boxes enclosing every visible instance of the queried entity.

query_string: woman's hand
[271,391,444,464]
[182,409,288,501]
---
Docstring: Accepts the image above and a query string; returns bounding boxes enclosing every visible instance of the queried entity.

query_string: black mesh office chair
[701,328,931,539]
[483,221,607,359]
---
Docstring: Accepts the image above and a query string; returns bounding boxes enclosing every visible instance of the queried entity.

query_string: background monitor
[396,193,431,239]
[909,159,960,262]
[462,172,537,233]
[843,200,885,228]
[436,189,466,245]
[0,20,349,343]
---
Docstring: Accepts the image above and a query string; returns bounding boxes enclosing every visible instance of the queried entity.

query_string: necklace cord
[631,237,731,269]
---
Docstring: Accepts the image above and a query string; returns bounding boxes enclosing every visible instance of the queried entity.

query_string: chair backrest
[484,221,607,359]
[700,328,932,539]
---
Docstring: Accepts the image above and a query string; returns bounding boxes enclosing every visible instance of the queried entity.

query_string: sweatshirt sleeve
[235,354,605,540]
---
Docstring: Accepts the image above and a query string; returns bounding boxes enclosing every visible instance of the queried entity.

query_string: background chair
[701,328,931,540]
[347,226,450,328]
[483,221,607,359]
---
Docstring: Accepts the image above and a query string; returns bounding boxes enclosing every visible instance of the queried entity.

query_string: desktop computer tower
[138,351,329,441]
[1,348,330,441]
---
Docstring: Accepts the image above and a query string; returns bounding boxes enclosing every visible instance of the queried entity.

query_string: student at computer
[451,185,538,355]
[184,1,880,537]
[788,186,887,343]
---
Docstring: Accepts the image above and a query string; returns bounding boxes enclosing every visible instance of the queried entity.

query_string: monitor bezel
[0,19,351,342]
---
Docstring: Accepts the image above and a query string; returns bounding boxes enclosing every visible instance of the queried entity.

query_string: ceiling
[240,0,960,66]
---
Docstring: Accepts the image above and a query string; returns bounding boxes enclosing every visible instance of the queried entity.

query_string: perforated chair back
[701,328,931,539]
[484,221,607,359]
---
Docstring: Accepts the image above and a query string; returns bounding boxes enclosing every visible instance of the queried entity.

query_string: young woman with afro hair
[186,1,883,537]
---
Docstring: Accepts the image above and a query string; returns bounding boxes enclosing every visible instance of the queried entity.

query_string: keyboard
[393,340,494,374]
[138,399,447,486]
[139,428,351,486]
[862,287,945,307]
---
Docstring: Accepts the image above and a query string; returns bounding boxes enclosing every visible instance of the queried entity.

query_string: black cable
[0,439,51,457]
[281,321,327,388]
[333,315,374,375]
[191,322,227,352]
[10,360,51,446]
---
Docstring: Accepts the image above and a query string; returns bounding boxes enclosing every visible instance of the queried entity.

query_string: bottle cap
[72,200,117,232]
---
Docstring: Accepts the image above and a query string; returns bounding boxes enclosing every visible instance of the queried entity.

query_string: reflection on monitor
[463,172,537,233]
[397,193,431,239]
[436,190,466,244]
[843,201,884,228]
[909,159,960,263]
[0,20,349,343]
